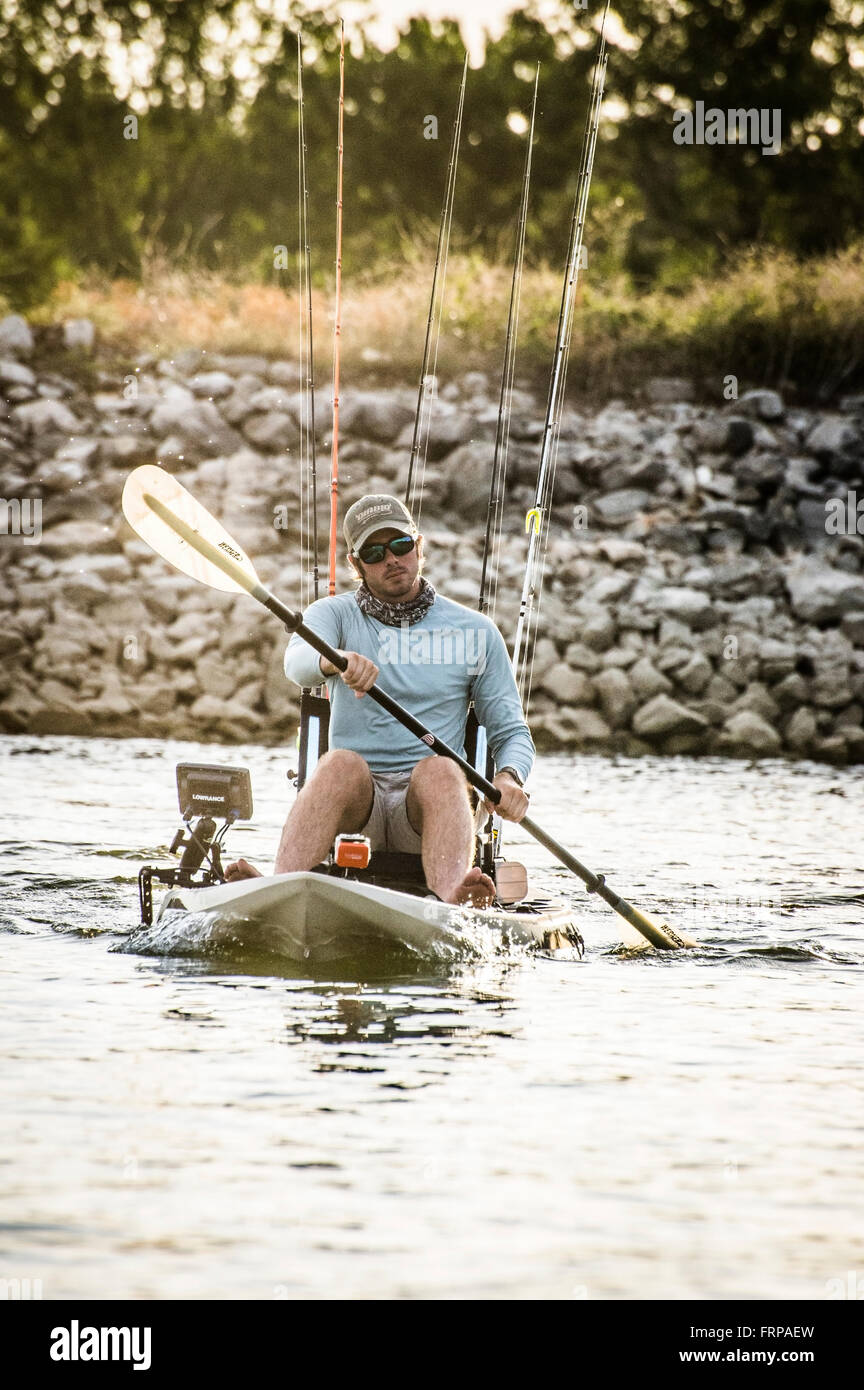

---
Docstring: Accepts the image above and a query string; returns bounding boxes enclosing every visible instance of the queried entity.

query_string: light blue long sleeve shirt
[283,590,535,781]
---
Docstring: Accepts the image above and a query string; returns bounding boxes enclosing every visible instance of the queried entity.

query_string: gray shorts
[361,768,487,854]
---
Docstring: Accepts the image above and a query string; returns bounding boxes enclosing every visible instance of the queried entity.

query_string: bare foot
[448,866,496,908]
[224,858,263,883]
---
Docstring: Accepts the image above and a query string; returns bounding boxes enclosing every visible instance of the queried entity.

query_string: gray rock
[12,398,81,435]
[700,503,749,531]
[55,436,100,466]
[674,651,713,694]
[583,573,635,605]
[248,386,298,415]
[693,416,754,455]
[0,314,34,356]
[34,459,88,491]
[602,647,644,669]
[833,702,863,730]
[718,710,782,754]
[589,405,645,449]
[649,587,716,630]
[784,559,864,624]
[100,435,152,467]
[633,694,709,737]
[754,639,795,682]
[592,667,637,728]
[685,699,727,727]
[597,537,646,564]
[581,609,617,652]
[562,642,603,672]
[41,520,117,557]
[731,682,781,722]
[266,360,303,387]
[841,611,864,647]
[733,453,785,489]
[62,318,95,353]
[593,489,651,525]
[810,672,854,709]
[629,657,673,699]
[772,672,810,710]
[658,618,697,648]
[703,672,740,704]
[527,637,558,683]
[150,398,243,456]
[441,441,497,513]
[784,707,818,750]
[187,694,258,728]
[194,652,240,702]
[805,417,858,461]
[603,456,669,491]
[812,734,850,763]
[0,359,36,388]
[343,392,415,445]
[222,390,260,426]
[263,635,300,716]
[557,707,612,742]
[656,645,694,675]
[243,411,300,452]
[190,371,236,399]
[540,662,596,705]
[734,389,785,422]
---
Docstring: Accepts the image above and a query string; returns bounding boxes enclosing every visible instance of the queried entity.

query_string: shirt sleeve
[283,597,344,689]
[470,621,535,784]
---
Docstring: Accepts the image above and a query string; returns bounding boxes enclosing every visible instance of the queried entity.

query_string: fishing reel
[138,763,253,925]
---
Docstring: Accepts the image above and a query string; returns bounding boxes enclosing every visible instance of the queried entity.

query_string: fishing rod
[404,53,469,521]
[478,64,539,620]
[328,19,345,595]
[297,32,320,606]
[470,67,538,880]
[511,0,610,705]
[120,464,692,951]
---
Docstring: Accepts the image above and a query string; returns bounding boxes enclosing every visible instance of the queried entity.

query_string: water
[1,735,861,1300]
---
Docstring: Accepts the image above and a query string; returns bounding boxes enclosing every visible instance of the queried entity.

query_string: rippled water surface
[1,735,861,1300]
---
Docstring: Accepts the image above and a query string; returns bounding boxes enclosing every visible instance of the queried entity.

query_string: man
[226,493,533,905]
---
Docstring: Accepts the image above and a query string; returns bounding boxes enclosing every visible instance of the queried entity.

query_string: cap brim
[350,519,419,554]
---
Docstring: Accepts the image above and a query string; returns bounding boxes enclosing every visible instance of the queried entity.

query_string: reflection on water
[0,735,862,1300]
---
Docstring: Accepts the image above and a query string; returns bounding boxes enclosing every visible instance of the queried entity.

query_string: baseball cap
[343,494,418,555]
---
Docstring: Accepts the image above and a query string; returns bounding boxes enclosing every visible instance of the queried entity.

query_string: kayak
[154,870,582,964]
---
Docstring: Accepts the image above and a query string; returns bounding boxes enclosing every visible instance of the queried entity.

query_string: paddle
[121,465,693,949]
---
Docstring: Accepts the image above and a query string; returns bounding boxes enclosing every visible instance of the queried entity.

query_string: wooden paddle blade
[121,465,259,595]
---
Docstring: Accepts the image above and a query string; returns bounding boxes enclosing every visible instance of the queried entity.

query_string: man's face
[352,527,422,602]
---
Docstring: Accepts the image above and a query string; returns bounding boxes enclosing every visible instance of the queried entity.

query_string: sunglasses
[356,534,417,565]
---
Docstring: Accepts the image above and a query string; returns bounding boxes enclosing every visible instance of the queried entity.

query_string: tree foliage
[0,0,861,308]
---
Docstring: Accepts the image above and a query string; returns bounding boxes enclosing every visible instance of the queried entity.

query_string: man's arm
[283,597,344,688]
[284,597,380,697]
[470,622,535,785]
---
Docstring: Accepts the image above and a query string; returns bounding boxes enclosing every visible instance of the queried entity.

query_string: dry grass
[30,242,864,400]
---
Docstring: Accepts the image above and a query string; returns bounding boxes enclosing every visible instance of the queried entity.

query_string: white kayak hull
[156,871,579,963]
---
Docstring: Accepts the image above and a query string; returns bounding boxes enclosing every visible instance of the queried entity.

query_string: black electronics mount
[137,763,253,926]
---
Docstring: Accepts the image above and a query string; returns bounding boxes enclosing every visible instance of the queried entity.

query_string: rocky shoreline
[1,313,863,764]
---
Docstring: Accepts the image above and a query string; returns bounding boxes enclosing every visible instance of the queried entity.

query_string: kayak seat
[310,850,432,898]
